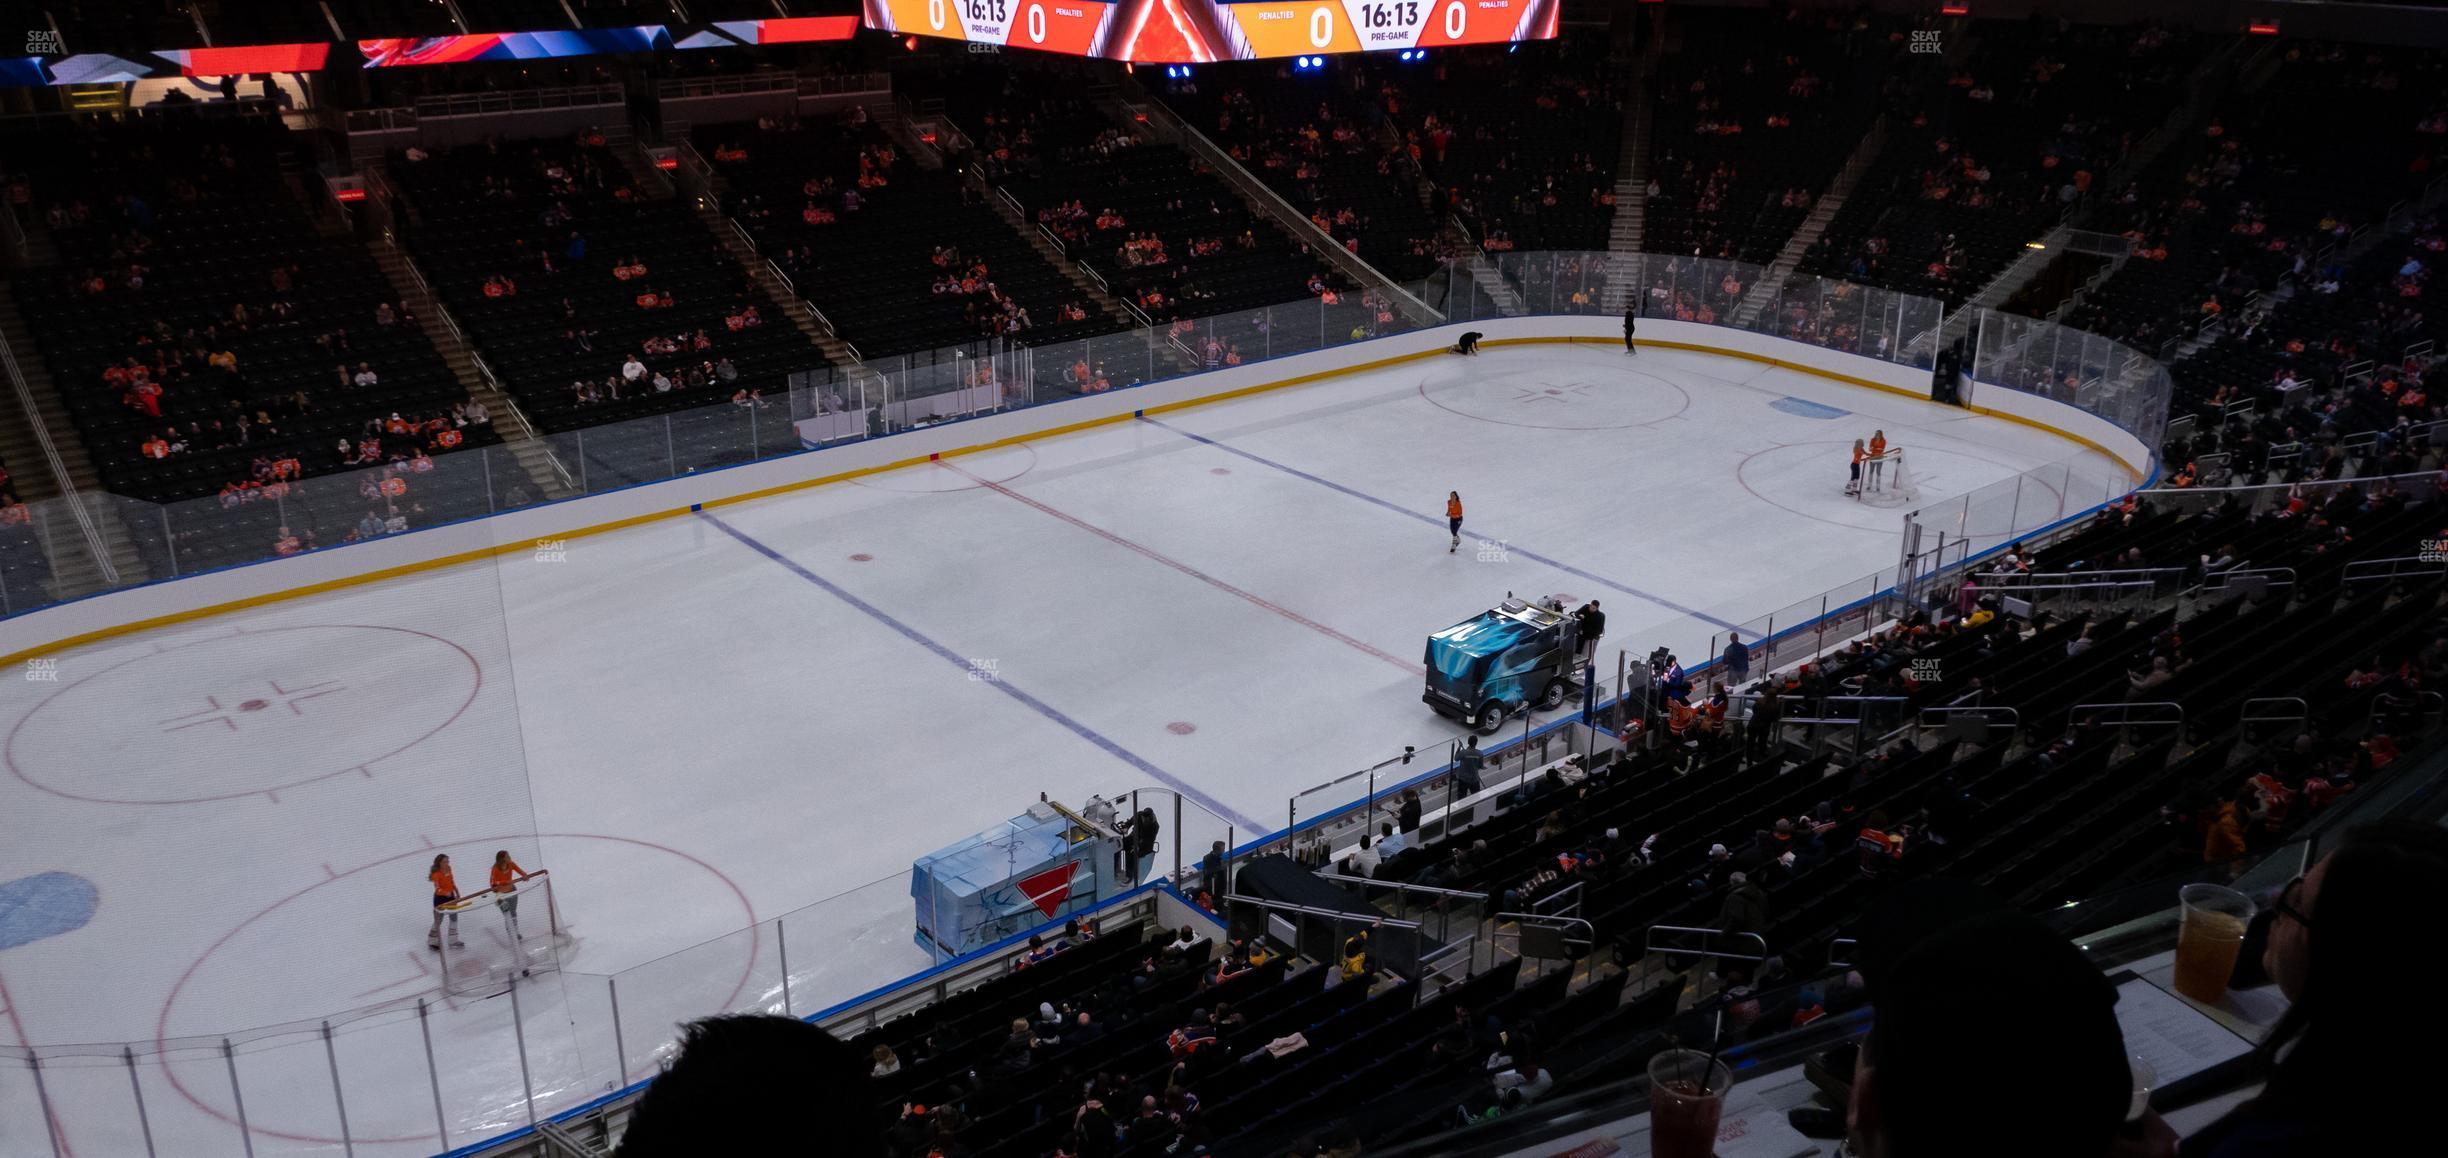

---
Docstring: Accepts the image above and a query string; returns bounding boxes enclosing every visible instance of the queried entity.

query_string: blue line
[695,511,1261,832]
[1139,416,1742,631]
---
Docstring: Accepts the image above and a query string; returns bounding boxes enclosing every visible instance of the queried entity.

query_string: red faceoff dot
[1166,722,1197,735]
[849,553,874,562]
[1209,468,1231,475]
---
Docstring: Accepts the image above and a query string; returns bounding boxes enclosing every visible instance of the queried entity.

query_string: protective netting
[1857,450,1919,507]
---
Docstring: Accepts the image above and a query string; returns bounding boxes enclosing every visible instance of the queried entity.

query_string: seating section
[1803,22,2203,304]
[1388,32,1622,254]
[2053,43,2448,478]
[1644,7,1902,263]
[908,61,1353,322]
[1163,67,1453,281]
[389,134,824,438]
[695,113,1124,359]
[1321,481,2440,1147]
[6,114,484,513]
[845,920,1582,1158]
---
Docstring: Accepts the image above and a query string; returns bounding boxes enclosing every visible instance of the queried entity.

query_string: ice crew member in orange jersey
[1848,440,1867,496]
[428,854,463,950]
[1447,491,1465,553]
[490,850,535,943]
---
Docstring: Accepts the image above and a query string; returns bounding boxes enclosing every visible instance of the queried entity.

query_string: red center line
[937,461,1423,676]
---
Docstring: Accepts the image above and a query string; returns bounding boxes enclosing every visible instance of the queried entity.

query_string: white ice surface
[0,345,2128,1155]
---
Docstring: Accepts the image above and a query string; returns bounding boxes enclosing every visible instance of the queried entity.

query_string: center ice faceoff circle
[1415,358,1690,429]
[6,624,482,804]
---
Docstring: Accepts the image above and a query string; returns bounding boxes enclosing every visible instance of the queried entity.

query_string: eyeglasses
[2273,875,2314,929]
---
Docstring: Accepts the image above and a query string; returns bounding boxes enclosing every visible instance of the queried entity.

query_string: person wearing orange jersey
[428,854,463,950]
[1848,439,1867,496]
[489,850,535,943]
[1446,491,1465,553]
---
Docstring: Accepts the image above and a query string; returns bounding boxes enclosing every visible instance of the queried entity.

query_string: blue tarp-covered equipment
[911,796,1129,960]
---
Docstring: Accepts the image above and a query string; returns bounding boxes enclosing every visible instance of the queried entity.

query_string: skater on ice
[428,853,464,950]
[490,850,534,942]
[1447,491,1465,552]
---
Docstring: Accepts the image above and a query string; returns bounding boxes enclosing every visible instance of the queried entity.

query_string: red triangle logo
[1017,861,1079,919]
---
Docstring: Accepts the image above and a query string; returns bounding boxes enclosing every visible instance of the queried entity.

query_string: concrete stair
[1599,39,1660,313]
[1604,53,1654,259]
[1728,117,1891,329]
[670,149,873,390]
[0,282,147,596]
[1938,34,2247,350]
[1464,252,1528,318]
[366,237,575,500]
[969,171,1143,333]
[600,125,674,201]
[1118,86,1442,326]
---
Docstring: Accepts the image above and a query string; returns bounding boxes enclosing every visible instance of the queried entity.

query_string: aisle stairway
[1728,117,1892,329]
[366,237,575,501]
[0,281,145,598]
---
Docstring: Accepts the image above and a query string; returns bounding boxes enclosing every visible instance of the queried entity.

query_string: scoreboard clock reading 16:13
[863,0,1554,60]
[1216,0,1556,58]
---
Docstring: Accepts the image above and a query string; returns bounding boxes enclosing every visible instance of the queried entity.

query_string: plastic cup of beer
[2173,883,2253,1003]
[1648,1048,1732,1158]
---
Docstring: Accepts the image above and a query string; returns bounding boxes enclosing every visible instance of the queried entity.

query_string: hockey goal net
[435,870,572,995]
[1856,449,1920,507]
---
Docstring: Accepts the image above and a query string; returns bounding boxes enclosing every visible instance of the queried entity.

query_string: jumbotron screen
[860,0,1560,62]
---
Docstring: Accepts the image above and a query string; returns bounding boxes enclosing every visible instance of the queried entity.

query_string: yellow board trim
[1,334,2137,665]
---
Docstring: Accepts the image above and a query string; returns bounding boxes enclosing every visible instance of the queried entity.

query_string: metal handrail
[1993,580,2156,597]
[0,310,115,585]
[2065,701,2183,728]
[2342,556,2448,585]
[1420,934,1477,986]
[1312,872,1484,903]
[2372,690,2446,730]
[1497,912,1596,952]
[2200,566,2294,592]
[1917,705,2019,731]
[798,73,892,97]
[2241,697,2307,727]
[410,84,623,120]
[1982,566,2186,586]
[1644,924,1766,965]
[1128,92,1443,327]
[1528,881,1583,919]
[656,72,799,99]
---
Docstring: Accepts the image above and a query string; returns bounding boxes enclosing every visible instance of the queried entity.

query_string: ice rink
[0,342,2132,1156]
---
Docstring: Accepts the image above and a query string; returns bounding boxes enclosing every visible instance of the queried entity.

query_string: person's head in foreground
[615,1013,879,1155]
[2186,821,2448,1157]
[1849,878,2164,1158]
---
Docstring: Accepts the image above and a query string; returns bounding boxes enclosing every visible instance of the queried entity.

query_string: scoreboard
[1216,2,1553,58]
[862,0,1556,62]
[866,0,1122,57]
